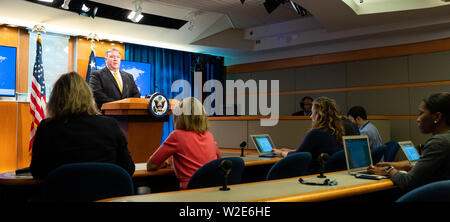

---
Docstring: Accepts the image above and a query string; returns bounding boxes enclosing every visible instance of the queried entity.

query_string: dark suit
[30,115,135,179]
[89,67,141,110]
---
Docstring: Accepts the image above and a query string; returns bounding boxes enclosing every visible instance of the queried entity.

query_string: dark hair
[347,106,367,120]
[423,92,450,125]
[300,96,313,109]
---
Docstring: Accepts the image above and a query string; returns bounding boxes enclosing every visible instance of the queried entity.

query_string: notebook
[250,134,280,158]
[343,135,388,179]
[398,141,420,163]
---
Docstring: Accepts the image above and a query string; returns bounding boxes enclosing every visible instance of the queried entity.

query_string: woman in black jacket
[30,72,135,179]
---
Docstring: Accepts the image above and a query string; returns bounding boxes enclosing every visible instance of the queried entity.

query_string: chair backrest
[383,141,400,162]
[324,150,346,173]
[266,152,312,181]
[396,180,450,202]
[42,162,135,202]
[187,157,245,189]
[371,144,388,164]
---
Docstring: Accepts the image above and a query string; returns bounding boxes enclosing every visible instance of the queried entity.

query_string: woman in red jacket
[146,97,221,189]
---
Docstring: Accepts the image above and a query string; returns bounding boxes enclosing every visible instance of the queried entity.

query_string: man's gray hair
[105,48,122,57]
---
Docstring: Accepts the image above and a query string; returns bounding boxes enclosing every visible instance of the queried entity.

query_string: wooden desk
[102,171,396,202]
[132,153,281,178]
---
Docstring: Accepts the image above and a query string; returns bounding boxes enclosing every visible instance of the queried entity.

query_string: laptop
[343,135,388,179]
[250,134,280,158]
[398,141,420,163]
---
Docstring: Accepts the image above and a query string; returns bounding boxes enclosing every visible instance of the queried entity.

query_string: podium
[101,98,175,163]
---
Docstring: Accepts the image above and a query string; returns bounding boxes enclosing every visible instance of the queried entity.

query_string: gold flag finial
[32,24,46,36]
[87,33,99,50]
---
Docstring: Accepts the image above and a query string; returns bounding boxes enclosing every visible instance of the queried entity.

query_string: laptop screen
[253,136,274,153]
[344,137,372,169]
[401,143,420,162]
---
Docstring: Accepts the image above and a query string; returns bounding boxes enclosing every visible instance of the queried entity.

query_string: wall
[225,39,450,146]
[209,117,391,150]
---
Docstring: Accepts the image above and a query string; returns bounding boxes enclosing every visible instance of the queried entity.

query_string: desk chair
[266,152,312,181]
[42,162,134,202]
[324,150,346,173]
[383,141,400,162]
[396,180,450,202]
[187,157,245,189]
[371,144,388,164]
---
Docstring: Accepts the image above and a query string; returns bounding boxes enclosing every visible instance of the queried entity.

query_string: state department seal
[148,93,169,117]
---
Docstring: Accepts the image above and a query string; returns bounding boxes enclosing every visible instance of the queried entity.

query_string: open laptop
[250,134,280,158]
[398,141,420,163]
[343,135,387,179]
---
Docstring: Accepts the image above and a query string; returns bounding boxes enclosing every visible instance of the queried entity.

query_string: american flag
[85,47,97,83]
[29,36,47,151]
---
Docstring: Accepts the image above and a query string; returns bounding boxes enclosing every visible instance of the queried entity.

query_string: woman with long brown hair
[30,72,135,179]
[273,96,345,171]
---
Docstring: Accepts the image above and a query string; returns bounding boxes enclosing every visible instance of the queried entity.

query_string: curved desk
[103,171,396,202]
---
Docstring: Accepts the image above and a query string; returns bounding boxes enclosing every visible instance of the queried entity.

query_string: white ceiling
[1,0,450,66]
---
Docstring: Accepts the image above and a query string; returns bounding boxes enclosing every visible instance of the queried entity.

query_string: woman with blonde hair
[147,97,221,189]
[273,96,344,171]
[30,72,135,178]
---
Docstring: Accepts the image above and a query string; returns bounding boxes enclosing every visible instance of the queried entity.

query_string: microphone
[240,141,247,157]
[318,153,329,178]
[219,159,232,191]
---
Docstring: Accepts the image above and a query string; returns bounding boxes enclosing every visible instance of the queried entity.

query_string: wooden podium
[101,98,175,163]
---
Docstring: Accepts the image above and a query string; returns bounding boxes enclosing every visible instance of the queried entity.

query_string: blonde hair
[173,97,209,134]
[46,72,100,120]
[311,96,345,144]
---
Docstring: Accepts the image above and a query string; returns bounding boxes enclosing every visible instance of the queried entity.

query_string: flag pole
[85,33,99,83]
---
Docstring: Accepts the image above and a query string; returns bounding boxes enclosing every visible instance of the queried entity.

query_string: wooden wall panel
[0,102,17,173]
[16,102,32,169]
[17,28,29,93]
[76,37,125,79]
[0,26,18,47]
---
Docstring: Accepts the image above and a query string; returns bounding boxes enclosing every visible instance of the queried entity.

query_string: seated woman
[273,96,344,171]
[146,97,221,190]
[30,72,135,179]
[368,92,450,191]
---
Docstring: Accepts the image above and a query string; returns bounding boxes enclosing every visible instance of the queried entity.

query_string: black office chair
[324,150,347,173]
[383,141,400,162]
[396,180,450,202]
[187,157,245,189]
[266,152,312,180]
[42,162,135,202]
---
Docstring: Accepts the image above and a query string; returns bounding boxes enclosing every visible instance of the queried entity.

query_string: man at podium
[89,48,141,110]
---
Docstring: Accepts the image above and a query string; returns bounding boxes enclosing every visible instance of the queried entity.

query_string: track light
[127,0,144,23]
[263,0,283,14]
[61,0,71,10]
[80,2,98,19]
[290,1,308,16]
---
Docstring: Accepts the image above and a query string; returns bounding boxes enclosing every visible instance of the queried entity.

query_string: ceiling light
[61,0,71,10]
[79,2,98,19]
[290,1,308,16]
[38,0,53,2]
[127,0,144,23]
